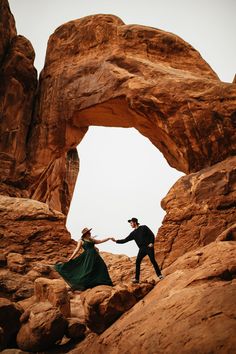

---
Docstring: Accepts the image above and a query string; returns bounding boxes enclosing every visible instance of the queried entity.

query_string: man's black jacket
[116,225,155,248]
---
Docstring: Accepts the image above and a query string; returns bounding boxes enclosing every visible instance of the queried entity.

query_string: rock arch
[1,9,235,214]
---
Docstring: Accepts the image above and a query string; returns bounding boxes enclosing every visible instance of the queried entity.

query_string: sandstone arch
[1,8,235,214]
[26,14,236,213]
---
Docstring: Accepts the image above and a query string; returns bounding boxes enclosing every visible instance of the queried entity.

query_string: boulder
[65,318,86,339]
[0,298,22,350]
[80,281,154,333]
[34,277,70,317]
[0,195,75,273]
[6,253,26,273]
[16,301,67,352]
[0,269,34,301]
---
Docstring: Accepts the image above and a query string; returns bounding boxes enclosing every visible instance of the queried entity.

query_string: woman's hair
[81,234,94,242]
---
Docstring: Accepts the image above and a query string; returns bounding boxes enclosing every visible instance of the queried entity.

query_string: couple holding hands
[54,217,164,291]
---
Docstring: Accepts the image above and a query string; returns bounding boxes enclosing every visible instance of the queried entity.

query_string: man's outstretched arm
[111,233,134,244]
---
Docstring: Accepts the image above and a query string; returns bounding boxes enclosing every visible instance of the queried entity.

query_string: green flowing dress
[54,240,113,290]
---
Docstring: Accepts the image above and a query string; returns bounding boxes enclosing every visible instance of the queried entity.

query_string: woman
[54,227,113,290]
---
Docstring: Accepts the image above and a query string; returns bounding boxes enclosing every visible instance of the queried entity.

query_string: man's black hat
[128,217,139,224]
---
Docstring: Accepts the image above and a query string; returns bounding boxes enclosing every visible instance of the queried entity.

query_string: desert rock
[156,156,236,267]
[71,241,236,354]
[16,301,67,352]
[0,298,22,350]
[80,281,154,333]
[34,277,70,317]
[26,14,236,212]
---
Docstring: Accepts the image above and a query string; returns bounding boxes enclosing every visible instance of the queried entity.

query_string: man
[112,217,164,283]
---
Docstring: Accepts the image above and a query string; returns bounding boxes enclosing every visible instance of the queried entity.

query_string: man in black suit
[112,217,164,283]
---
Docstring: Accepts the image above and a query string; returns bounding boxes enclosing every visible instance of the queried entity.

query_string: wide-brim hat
[81,227,92,237]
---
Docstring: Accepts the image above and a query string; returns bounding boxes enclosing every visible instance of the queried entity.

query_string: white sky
[9,0,236,256]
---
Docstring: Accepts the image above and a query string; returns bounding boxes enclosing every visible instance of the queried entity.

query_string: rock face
[156,155,236,267]
[1,2,235,213]
[0,0,79,214]
[72,240,236,354]
[0,0,37,187]
[0,195,73,261]
[0,195,75,300]
[27,14,236,212]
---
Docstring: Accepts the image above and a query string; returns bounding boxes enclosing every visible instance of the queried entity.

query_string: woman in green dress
[54,227,113,290]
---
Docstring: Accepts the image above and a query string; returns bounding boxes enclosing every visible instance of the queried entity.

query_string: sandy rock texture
[156,156,236,267]
[80,281,155,333]
[27,14,236,212]
[0,0,37,187]
[16,301,67,352]
[0,195,73,261]
[34,277,71,317]
[0,0,79,214]
[71,240,236,354]
[2,2,235,214]
[0,195,75,300]
[0,193,156,301]
[0,298,23,350]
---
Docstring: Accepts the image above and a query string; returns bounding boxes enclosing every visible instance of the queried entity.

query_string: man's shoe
[159,274,165,280]
[131,278,139,284]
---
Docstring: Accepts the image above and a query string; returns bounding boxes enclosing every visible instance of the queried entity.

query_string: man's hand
[147,243,154,248]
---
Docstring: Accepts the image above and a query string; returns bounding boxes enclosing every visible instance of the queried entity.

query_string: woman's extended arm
[93,237,112,244]
[68,240,82,261]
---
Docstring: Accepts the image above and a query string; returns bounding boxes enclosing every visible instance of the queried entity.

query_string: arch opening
[66,126,183,256]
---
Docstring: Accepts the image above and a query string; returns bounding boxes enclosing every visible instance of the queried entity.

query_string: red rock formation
[34,277,70,317]
[0,0,16,62]
[0,4,235,352]
[0,0,37,187]
[0,298,22,350]
[0,0,78,214]
[28,148,79,215]
[27,14,236,212]
[16,301,67,352]
[1,3,235,215]
[80,282,154,333]
[0,194,75,300]
[156,156,236,267]
[71,241,236,354]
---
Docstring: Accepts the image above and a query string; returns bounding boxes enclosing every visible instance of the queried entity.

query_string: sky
[9,0,236,256]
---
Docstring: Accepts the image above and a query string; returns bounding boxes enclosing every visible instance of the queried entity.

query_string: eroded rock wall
[155,156,236,267]
[29,14,236,194]
[0,0,79,214]
[0,0,37,188]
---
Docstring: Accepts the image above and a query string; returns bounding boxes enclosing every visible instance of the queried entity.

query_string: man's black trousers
[135,246,161,281]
